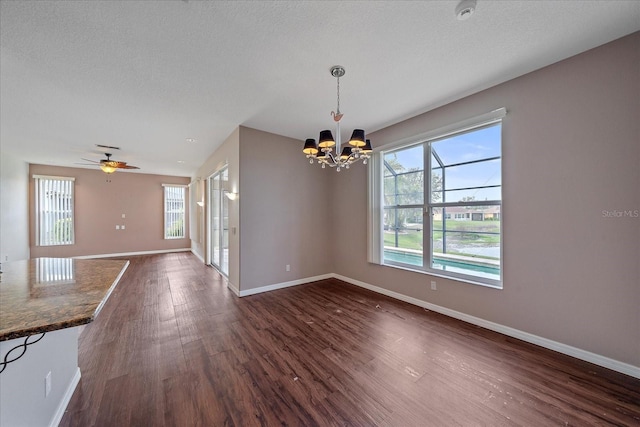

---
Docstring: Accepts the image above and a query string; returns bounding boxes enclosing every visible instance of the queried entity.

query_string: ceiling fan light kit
[302,66,372,172]
[100,164,117,174]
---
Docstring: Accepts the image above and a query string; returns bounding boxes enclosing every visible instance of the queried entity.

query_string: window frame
[369,108,506,289]
[34,175,76,246]
[163,184,187,239]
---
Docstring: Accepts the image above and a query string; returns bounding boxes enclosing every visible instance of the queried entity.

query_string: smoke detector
[455,0,477,21]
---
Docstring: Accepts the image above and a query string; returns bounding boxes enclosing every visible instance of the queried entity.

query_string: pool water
[384,249,500,279]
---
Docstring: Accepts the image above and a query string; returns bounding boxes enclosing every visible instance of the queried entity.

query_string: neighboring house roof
[444,206,500,214]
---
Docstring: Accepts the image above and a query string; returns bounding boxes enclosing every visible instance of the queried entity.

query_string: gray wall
[238,126,333,291]
[0,152,30,261]
[332,32,639,367]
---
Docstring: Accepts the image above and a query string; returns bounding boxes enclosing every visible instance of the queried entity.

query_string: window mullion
[386,204,423,209]
[424,141,431,270]
[431,200,502,208]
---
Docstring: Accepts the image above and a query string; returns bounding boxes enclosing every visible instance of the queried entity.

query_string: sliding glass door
[209,166,229,276]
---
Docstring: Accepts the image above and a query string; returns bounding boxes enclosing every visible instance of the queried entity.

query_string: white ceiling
[1,1,639,177]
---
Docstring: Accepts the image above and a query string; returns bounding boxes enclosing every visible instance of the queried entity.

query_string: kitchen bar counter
[0,257,129,341]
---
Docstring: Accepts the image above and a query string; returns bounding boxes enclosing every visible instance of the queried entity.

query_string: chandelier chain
[336,75,341,114]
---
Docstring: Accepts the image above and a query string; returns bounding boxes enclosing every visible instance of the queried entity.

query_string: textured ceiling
[1,1,639,177]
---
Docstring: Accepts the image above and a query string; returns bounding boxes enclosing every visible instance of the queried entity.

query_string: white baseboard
[190,248,205,263]
[50,367,81,427]
[333,273,640,379]
[74,248,191,259]
[227,282,240,296]
[238,273,334,297]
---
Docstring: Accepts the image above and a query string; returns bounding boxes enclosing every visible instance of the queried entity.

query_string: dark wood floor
[60,252,640,426]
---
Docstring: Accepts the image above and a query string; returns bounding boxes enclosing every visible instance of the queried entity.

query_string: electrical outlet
[286,264,290,272]
[115,225,120,230]
[430,281,437,291]
[121,225,126,230]
[45,371,52,397]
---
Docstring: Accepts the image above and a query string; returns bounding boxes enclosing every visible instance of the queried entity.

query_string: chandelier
[303,66,372,171]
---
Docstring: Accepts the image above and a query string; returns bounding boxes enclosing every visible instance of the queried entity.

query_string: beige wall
[238,126,333,291]
[332,32,640,366]
[193,128,240,290]
[29,164,190,258]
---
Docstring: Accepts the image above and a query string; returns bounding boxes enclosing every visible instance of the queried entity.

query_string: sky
[384,123,502,202]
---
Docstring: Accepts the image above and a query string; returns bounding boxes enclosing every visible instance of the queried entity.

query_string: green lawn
[384,230,423,250]
[385,220,501,249]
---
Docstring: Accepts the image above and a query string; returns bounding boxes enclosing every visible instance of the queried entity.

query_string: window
[373,109,504,287]
[163,184,186,239]
[34,175,75,246]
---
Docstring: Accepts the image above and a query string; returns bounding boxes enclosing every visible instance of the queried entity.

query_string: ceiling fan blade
[107,160,139,169]
[79,152,139,171]
[95,144,121,151]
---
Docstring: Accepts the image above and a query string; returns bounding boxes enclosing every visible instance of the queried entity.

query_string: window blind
[163,184,186,239]
[33,175,75,246]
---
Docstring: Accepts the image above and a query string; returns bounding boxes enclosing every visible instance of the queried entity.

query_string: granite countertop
[0,258,129,341]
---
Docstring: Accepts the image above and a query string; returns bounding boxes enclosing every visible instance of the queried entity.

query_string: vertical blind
[36,257,75,283]
[163,184,186,239]
[33,175,75,246]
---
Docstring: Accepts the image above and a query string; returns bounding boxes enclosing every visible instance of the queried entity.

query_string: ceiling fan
[79,153,140,174]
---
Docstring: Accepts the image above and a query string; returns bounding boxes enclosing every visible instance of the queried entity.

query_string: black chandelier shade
[318,130,336,148]
[303,138,318,155]
[313,129,367,151]
[348,129,366,147]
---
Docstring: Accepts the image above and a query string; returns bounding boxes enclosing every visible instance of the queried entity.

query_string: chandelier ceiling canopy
[302,66,372,171]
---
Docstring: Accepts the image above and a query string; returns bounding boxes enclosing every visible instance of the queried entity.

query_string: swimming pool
[383,249,500,279]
